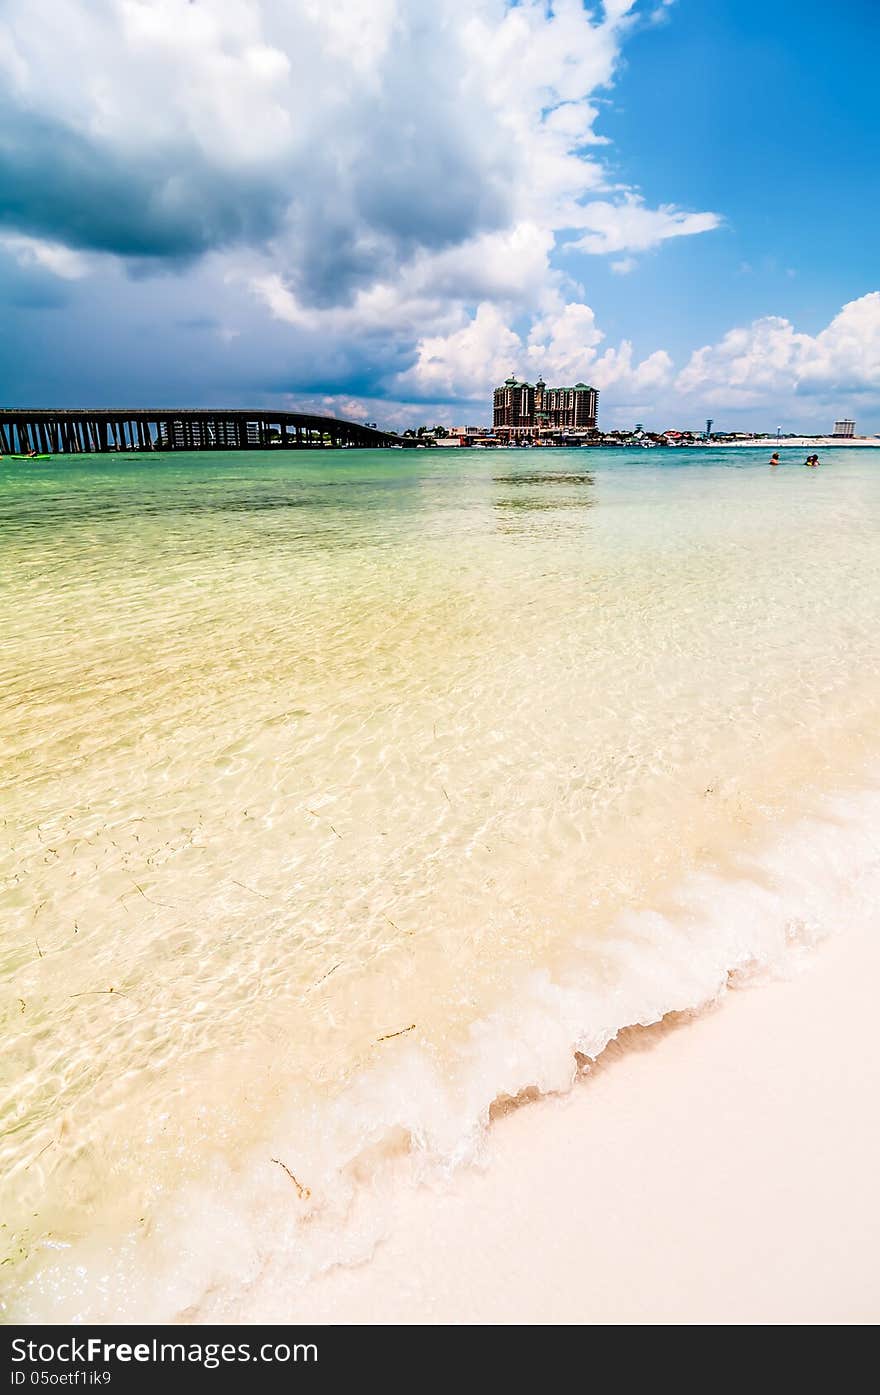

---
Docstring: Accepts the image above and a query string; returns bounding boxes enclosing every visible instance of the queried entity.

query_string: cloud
[280,392,452,432]
[525,303,673,395]
[0,4,718,291]
[650,0,678,25]
[0,233,91,279]
[398,297,674,402]
[567,195,722,256]
[0,2,610,273]
[0,0,726,423]
[676,293,880,406]
[526,302,605,381]
[397,291,880,427]
[395,303,522,400]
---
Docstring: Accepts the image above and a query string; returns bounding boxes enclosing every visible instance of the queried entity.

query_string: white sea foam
[10,775,880,1324]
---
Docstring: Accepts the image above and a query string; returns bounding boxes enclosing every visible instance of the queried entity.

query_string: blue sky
[1,0,877,431]
[583,0,880,358]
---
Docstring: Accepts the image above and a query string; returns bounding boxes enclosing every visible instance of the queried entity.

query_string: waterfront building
[493,376,598,436]
[832,418,855,437]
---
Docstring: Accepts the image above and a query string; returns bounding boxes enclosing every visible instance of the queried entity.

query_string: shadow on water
[1,454,601,541]
[0,490,320,531]
[492,472,596,487]
[492,469,595,535]
[0,479,431,533]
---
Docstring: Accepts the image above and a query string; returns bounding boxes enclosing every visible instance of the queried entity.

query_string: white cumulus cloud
[676,293,880,406]
[399,297,674,403]
[568,194,722,256]
[396,303,522,400]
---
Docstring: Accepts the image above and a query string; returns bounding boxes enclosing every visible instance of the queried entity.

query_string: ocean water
[3,444,880,1321]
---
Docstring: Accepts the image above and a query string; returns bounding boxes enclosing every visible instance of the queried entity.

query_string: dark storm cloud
[0,2,515,302]
[0,254,417,409]
[0,113,289,261]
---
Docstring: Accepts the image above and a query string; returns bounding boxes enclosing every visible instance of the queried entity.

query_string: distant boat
[3,453,52,461]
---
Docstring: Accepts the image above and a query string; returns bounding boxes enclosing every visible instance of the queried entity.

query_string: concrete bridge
[0,408,402,454]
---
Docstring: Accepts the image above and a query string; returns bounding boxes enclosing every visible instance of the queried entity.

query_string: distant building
[493,376,598,435]
[832,418,855,438]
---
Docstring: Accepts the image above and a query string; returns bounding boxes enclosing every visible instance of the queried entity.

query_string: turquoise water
[3,444,880,1320]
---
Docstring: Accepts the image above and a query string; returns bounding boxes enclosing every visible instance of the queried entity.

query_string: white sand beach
[706,438,879,449]
[274,914,880,1326]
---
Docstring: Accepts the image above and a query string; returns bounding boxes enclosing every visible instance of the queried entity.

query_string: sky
[0,0,878,432]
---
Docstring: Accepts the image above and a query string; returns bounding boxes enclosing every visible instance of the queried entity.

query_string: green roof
[498,378,597,391]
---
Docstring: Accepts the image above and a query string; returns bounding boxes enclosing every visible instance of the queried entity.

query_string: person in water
[769,452,780,466]
[804,453,820,467]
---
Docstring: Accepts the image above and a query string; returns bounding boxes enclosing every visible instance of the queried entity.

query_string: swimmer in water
[769,452,780,466]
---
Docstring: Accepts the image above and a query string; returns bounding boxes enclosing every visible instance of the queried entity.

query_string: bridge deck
[0,409,402,453]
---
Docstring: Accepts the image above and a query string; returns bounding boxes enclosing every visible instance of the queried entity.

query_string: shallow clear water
[3,445,880,1318]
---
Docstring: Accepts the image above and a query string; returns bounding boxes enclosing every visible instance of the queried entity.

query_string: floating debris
[377,1023,416,1043]
[306,808,342,838]
[231,878,270,900]
[271,1157,310,1200]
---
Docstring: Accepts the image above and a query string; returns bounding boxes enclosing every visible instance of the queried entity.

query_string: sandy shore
[703,438,879,448]
[269,918,880,1326]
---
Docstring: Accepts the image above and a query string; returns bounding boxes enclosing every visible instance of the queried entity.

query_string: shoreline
[264,909,880,1326]
[9,775,880,1324]
[211,778,880,1327]
[6,451,880,1326]
[697,438,880,449]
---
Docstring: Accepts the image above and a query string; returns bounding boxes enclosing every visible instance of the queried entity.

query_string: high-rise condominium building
[493,377,598,435]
